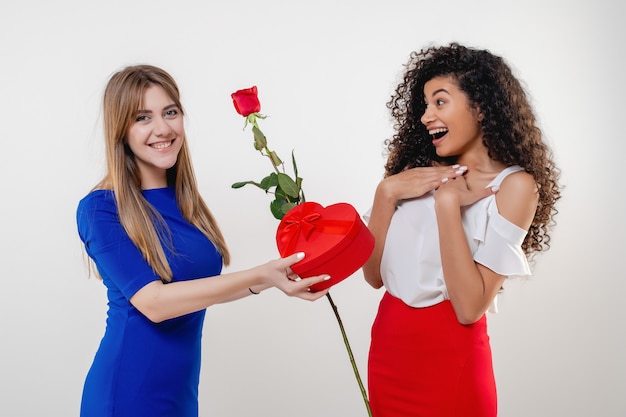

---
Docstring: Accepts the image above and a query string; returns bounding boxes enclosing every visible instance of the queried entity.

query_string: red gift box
[276,201,375,292]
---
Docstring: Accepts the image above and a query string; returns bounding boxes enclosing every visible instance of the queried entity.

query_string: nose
[154,117,173,137]
[421,105,435,125]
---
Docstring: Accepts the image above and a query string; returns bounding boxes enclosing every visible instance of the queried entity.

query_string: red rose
[231,86,261,117]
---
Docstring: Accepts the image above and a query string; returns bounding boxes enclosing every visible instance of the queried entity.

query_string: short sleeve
[77,191,161,300]
[473,201,531,277]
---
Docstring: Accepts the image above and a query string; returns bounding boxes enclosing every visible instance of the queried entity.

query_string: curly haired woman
[362,43,561,417]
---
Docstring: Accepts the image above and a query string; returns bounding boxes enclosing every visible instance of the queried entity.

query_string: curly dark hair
[385,42,561,256]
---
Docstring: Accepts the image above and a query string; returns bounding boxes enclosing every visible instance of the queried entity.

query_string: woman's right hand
[381,164,467,203]
[259,252,330,301]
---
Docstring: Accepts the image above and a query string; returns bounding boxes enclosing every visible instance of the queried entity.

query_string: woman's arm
[435,171,538,324]
[215,283,273,303]
[131,253,330,323]
[362,181,396,289]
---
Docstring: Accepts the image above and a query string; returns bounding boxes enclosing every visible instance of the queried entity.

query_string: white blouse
[367,165,531,313]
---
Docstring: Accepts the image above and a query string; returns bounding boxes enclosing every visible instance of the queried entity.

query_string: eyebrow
[136,103,178,113]
[429,88,450,97]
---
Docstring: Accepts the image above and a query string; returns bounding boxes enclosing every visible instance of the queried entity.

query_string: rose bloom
[231,86,261,116]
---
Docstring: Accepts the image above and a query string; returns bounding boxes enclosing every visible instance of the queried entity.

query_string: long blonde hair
[94,64,230,281]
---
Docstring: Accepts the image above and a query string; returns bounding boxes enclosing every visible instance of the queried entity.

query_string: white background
[1,1,624,416]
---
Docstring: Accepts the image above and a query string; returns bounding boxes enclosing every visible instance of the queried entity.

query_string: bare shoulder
[496,170,538,230]
[500,170,537,195]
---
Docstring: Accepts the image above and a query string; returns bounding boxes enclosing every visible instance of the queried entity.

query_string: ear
[475,106,484,121]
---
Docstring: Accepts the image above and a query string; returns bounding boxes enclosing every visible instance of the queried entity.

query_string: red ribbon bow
[280,212,322,254]
[277,203,359,258]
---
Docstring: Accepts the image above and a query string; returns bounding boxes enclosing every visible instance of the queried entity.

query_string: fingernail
[452,164,460,169]
[441,177,449,183]
[491,185,500,192]
[296,252,305,259]
[323,275,331,281]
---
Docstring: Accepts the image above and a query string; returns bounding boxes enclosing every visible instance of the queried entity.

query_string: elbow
[452,306,486,326]
[141,308,168,324]
[366,278,384,289]
[456,314,482,326]
[133,301,169,323]
[130,282,170,323]
[362,268,384,289]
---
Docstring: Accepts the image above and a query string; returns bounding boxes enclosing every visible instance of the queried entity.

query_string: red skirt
[368,292,497,417]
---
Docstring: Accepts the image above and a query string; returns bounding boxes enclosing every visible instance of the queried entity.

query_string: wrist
[434,195,462,214]
[376,179,400,206]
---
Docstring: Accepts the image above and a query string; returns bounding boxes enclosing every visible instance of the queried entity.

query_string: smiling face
[420,76,484,159]
[126,85,184,189]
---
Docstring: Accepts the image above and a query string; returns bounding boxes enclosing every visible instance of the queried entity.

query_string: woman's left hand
[434,174,498,208]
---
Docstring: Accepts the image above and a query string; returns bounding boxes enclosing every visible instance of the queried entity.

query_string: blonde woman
[77,64,329,417]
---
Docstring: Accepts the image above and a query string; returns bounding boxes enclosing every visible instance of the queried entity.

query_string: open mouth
[150,140,174,149]
[429,128,448,140]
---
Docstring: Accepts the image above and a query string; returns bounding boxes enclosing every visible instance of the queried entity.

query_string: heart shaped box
[276,202,375,292]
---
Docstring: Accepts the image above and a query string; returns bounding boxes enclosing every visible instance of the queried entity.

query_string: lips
[429,128,448,140]
[150,140,174,150]
[428,128,448,147]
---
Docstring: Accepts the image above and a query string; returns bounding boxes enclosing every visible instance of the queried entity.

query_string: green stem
[243,116,369,414]
[262,147,281,175]
[325,292,372,416]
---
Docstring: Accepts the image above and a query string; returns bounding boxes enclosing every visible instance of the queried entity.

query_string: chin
[434,150,460,164]
[435,148,451,157]
[163,155,180,169]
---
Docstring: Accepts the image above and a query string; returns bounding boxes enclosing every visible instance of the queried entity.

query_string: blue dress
[77,187,223,417]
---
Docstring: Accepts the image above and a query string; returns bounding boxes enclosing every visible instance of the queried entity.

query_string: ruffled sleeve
[472,200,531,277]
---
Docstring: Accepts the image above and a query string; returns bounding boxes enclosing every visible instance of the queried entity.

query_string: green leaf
[277,173,300,198]
[274,186,287,200]
[252,125,267,150]
[281,202,297,214]
[270,199,286,220]
[259,173,278,190]
[231,180,264,190]
[292,150,299,178]
[268,151,282,167]
[232,181,254,189]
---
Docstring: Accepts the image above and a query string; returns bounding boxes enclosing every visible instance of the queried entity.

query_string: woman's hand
[381,164,468,204]
[433,173,498,208]
[258,252,330,301]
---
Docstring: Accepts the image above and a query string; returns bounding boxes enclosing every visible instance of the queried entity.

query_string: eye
[135,114,149,122]
[164,108,179,118]
[424,98,446,108]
